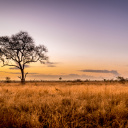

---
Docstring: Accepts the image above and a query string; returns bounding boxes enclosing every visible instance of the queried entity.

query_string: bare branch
[1,58,20,68]
[18,76,21,79]
[23,59,38,65]
[2,64,20,69]
[25,72,28,78]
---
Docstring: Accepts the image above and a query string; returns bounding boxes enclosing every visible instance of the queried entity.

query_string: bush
[75,79,82,82]
[5,77,11,83]
[117,76,126,84]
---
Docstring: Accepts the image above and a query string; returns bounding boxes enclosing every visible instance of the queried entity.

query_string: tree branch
[1,63,20,69]
[25,72,28,78]
[23,60,38,65]
[18,76,21,80]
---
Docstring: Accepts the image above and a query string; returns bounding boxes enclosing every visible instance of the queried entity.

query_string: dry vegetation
[0,81,128,128]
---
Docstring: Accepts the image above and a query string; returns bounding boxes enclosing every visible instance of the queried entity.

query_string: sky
[0,0,128,80]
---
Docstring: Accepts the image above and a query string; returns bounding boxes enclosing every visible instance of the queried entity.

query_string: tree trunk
[21,69,25,84]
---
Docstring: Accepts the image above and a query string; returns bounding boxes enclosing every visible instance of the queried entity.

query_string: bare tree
[0,31,48,83]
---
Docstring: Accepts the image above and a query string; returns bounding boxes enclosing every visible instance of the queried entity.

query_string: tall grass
[0,82,128,127]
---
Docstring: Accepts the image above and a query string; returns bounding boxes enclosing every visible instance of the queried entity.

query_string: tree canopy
[0,31,48,83]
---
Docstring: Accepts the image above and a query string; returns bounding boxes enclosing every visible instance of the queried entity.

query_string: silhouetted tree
[0,31,48,83]
[59,77,62,81]
[5,77,11,83]
[116,76,125,84]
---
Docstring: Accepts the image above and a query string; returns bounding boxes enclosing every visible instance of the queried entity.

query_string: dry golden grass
[0,82,128,127]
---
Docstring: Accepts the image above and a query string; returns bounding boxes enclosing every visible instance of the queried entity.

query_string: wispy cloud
[28,73,95,80]
[0,71,20,74]
[46,62,59,67]
[9,62,59,69]
[9,65,30,70]
[0,71,39,75]
[80,69,120,76]
[47,65,56,67]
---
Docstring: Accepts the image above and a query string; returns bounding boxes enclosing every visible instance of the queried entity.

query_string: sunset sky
[0,0,128,80]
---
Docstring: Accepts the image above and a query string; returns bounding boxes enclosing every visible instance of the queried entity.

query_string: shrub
[5,77,11,83]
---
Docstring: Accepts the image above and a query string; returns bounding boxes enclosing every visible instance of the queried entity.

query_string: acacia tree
[0,31,48,83]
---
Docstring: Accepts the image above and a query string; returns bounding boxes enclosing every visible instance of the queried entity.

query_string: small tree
[116,76,125,84]
[0,31,48,83]
[59,77,62,81]
[5,77,11,83]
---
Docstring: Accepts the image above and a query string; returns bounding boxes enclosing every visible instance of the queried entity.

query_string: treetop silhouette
[0,31,48,83]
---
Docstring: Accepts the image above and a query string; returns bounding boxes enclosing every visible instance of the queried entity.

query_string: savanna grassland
[0,81,128,128]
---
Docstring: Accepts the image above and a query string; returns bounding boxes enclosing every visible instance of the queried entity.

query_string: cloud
[47,62,57,64]
[0,70,116,80]
[47,65,56,67]
[8,62,59,69]
[80,69,119,76]
[28,73,95,80]
[0,71,38,75]
[9,67,19,70]
[9,65,30,70]
[46,62,59,67]
[0,71,20,74]
[27,73,39,74]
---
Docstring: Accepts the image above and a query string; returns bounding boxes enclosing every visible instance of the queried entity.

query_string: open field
[0,82,128,128]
